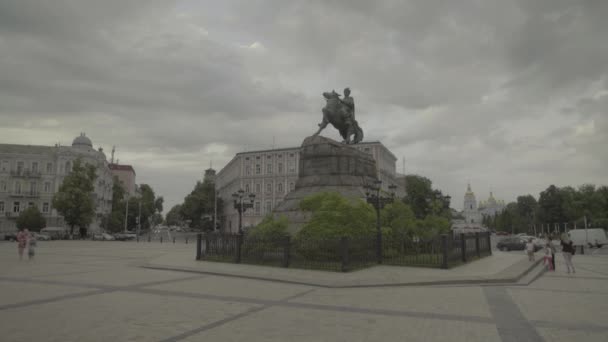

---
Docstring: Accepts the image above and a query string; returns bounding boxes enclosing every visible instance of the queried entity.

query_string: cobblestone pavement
[0,241,607,342]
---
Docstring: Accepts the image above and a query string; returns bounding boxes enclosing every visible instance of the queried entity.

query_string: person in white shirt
[526,238,535,261]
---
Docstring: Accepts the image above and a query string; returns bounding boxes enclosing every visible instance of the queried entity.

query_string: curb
[140,257,544,288]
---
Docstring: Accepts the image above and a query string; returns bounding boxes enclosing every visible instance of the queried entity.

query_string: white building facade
[0,134,113,236]
[215,141,404,233]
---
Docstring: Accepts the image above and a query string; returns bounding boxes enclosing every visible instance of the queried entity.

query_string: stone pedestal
[273,135,377,233]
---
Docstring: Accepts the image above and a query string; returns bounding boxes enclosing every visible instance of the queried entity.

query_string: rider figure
[340,88,355,125]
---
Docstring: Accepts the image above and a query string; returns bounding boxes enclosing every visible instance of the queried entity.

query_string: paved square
[1,241,607,341]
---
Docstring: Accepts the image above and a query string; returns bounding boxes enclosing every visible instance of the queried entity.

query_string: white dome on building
[72,133,93,148]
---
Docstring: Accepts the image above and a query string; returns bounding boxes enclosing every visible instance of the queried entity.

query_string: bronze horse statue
[313,90,363,144]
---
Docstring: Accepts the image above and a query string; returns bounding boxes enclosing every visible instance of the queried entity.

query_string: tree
[296,192,375,240]
[16,206,46,232]
[52,158,97,236]
[246,215,289,239]
[180,178,220,230]
[165,204,183,226]
[104,176,127,233]
[538,185,565,224]
[403,175,433,219]
[380,201,417,238]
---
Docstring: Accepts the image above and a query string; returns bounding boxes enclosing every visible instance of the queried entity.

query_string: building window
[245,157,250,161]
[288,161,295,173]
[266,182,272,193]
[255,183,261,193]
[289,153,294,157]
[255,201,261,215]
[278,163,283,174]
[277,183,283,193]
[289,182,295,191]
[364,147,370,153]
[0,201,4,213]
[28,202,35,208]
[265,201,272,214]
[17,161,24,173]
[245,183,250,193]
[42,202,49,213]
[31,162,38,173]
[14,182,21,194]
[255,164,261,174]
[0,180,6,192]
[267,155,272,159]
[245,165,251,176]
[46,163,53,173]
[13,201,20,213]
[256,156,260,160]
[65,161,71,173]
[267,163,272,174]
[0,161,7,172]
[29,182,36,195]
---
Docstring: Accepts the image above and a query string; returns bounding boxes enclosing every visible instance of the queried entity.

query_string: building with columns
[215,141,404,233]
[0,133,113,236]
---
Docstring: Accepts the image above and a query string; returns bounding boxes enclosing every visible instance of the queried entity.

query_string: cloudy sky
[1,0,607,212]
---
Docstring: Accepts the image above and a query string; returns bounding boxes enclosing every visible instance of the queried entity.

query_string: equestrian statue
[313,87,364,144]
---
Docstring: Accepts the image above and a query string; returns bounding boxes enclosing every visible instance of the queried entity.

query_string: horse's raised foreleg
[313,112,329,136]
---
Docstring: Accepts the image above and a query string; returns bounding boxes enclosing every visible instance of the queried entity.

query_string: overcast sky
[1,0,607,212]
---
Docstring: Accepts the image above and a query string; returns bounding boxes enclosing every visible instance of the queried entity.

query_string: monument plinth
[273,135,378,232]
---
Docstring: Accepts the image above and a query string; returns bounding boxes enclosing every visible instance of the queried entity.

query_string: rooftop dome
[72,133,92,148]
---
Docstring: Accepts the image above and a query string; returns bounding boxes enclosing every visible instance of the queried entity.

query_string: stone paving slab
[142,248,542,287]
[180,305,502,342]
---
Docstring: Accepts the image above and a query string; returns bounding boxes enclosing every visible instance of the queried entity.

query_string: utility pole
[213,190,218,232]
[584,215,589,245]
[137,200,141,237]
[124,195,129,233]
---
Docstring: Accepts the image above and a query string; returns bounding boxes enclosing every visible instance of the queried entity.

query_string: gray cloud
[1,0,607,211]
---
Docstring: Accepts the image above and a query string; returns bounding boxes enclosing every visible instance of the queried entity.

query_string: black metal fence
[196,232,492,272]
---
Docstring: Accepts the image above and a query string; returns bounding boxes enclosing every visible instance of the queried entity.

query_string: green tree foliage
[246,215,289,240]
[380,201,417,238]
[52,158,97,235]
[296,192,375,240]
[180,179,220,230]
[415,215,451,239]
[403,175,451,220]
[16,206,46,232]
[165,204,183,226]
[104,176,127,233]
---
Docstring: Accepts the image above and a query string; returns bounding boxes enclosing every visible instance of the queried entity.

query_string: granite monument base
[273,135,378,233]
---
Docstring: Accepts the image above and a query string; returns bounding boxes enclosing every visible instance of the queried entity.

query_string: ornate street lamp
[365,180,397,264]
[232,189,255,235]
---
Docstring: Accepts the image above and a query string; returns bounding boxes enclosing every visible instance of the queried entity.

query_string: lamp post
[232,189,255,235]
[365,180,397,264]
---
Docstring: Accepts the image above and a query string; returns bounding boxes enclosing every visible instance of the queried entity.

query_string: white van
[568,229,607,247]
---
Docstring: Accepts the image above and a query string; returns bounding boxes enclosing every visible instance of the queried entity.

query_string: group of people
[16,228,37,261]
[525,233,576,273]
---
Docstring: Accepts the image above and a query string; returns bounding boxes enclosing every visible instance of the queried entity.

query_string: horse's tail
[353,121,364,143]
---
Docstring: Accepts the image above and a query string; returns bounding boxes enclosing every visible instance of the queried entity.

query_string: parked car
[4,232,17,241]
[40,227,69,240]
[518,235,544,248]
[496,231,509,236]
[113,232,136,241]
[93,233,115,241]
[33,232,51,241]
[496,237,526,251]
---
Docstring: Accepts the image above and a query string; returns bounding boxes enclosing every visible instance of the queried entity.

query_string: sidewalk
[141,249,543,288]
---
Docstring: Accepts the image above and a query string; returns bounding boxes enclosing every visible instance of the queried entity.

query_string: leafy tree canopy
[16,206,46,232]
[297,192,375,240]
[52,158,97,235]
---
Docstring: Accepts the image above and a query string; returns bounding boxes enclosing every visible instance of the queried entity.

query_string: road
[0,241,607,341]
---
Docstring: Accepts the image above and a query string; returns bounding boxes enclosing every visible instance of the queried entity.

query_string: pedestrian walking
[16,228,29,261]
[526,238,535,261]
[543,243,554,271]
[28,231,37,260]
[561,234,576,274]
